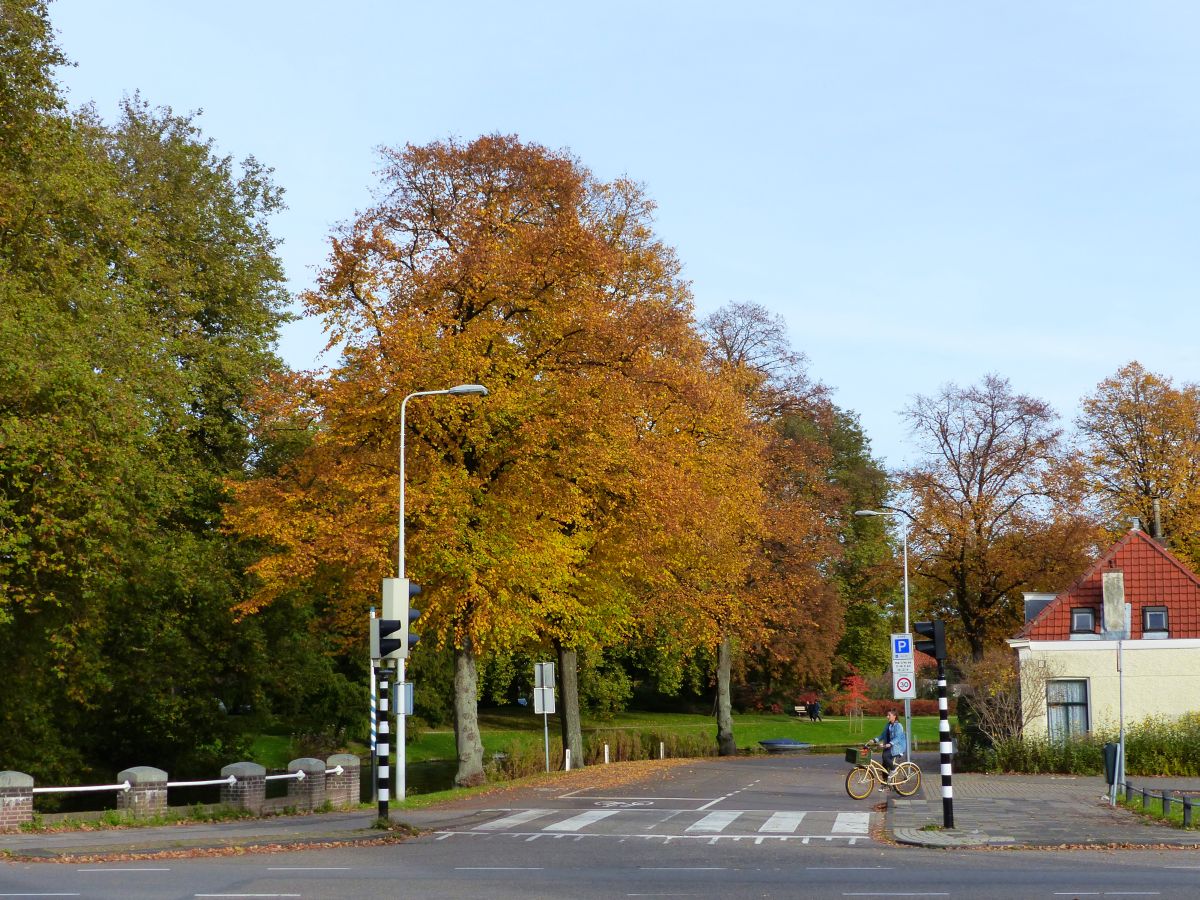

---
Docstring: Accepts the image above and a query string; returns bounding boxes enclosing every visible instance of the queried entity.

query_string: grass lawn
[407,708,946,762]
[249,708,948,768]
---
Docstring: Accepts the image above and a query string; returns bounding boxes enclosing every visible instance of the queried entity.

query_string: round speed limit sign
[895,676,913,694]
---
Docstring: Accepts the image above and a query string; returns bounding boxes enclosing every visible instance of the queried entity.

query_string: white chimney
[1102,571,1127,637]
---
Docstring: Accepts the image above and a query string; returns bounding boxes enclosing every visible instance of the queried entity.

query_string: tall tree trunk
[716,634,736,756]
[556,640,585,769]
[453,639,485,787]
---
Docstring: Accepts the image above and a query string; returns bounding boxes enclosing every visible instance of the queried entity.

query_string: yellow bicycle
[844,743,922,799]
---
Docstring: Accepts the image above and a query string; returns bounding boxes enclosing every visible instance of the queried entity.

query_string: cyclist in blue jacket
[875,709,907,771]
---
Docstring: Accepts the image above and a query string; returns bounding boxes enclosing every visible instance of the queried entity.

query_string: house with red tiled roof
[1008,527,1200,740]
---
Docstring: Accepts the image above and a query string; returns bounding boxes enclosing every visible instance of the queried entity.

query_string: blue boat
[758,739,811,753]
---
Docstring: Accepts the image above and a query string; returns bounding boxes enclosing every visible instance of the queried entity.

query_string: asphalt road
[4,753,1199,898]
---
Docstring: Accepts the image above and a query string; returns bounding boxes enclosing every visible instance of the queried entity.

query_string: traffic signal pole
[378,383,485,822]
[915,619,954,830]
[936,656,955,829]
[375,662,393,820]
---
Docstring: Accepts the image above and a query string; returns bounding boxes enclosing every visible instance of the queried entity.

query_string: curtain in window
[1047,680,1088,741]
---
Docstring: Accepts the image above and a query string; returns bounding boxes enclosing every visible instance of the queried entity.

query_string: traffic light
[376,578,422,660]
[914,620,946,660]
[370,614,404,659]
[402,579,421,656]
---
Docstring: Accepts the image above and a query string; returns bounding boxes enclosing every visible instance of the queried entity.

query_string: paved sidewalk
[888,772,1200,848]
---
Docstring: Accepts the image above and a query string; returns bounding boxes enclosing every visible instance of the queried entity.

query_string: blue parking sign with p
[894,636,910,654]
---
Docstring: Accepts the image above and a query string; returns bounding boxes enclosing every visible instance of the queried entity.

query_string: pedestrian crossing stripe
[447,808,873,843]
[759,811,806,832]
[476,809,554,830]
[543,809,620,832]
[686,811,741,832]
[833,812,870,833]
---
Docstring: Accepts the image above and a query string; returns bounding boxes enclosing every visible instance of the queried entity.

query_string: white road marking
[434,829,865,844]
[833,811,870,833]
[560,791,703,801]
[478,808,554,830]
[685,811,741,832]
[543,809,620,831]
[759,811,806,833]
[267,867,351,871]
[456,867,545,870]
[78,868,170,872]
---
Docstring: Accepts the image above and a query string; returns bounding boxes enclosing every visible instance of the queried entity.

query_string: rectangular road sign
[534,661,556,714]
[892,632,916,699]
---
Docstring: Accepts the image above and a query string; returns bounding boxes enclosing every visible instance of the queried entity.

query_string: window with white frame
[1070,607,1096,634]
[1142,605,1168,636]
[1046,679,1089,742]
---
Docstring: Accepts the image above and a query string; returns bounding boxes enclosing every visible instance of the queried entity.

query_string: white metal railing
[265,770,305,782]
[167,775,237,788]
[30,764,346,795]
[33,780,131,795]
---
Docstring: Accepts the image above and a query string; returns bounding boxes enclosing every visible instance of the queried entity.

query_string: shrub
[826,697,952,716]
[487,739,563,780]
[958,712,1200,776]
[584,729,715,764]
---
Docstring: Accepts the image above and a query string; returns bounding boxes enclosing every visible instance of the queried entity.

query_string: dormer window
[1142,606,1168,636]
[1071,608,1096,634]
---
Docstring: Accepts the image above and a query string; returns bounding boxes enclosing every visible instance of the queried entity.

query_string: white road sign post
[892,633,916,701]
[534,661,556,772]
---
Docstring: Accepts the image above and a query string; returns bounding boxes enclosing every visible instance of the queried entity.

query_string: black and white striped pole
[375,663,392,820]
[936,657,954,829]
[915,619,953,829]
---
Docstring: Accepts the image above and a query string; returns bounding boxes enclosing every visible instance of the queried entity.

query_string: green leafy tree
[1,2,292,779]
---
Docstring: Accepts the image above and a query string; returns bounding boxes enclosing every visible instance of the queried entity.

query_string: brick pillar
[286,757,326,811]
[117,766,167,817]
[0,771,34,830]
[220,761,266,814]
[325,754,361,808]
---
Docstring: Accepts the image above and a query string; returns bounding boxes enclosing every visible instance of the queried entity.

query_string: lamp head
[447,383,489,396]
[854,509,885,517]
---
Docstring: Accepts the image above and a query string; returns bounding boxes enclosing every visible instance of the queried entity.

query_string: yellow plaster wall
[1016,641,1200,738]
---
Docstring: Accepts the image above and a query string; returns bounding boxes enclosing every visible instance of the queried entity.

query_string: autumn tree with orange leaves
[698,302,845,752]
[898,375,1098,661]
[227,136,758,785]
[1077,362,1200,568]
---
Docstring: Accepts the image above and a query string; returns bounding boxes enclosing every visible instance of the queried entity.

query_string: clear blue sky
[50,1,1200,468]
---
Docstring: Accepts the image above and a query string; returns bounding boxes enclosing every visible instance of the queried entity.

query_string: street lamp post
[855,506,915,761]
[382,383,487,816]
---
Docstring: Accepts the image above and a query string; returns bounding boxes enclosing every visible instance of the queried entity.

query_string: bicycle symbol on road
[593,800,654,808]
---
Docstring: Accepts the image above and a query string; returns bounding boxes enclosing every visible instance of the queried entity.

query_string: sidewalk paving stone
[886,772,1200,849]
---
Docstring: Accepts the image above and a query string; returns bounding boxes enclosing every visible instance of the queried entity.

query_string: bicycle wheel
[845,766,876,800]
[891,761,922,796]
